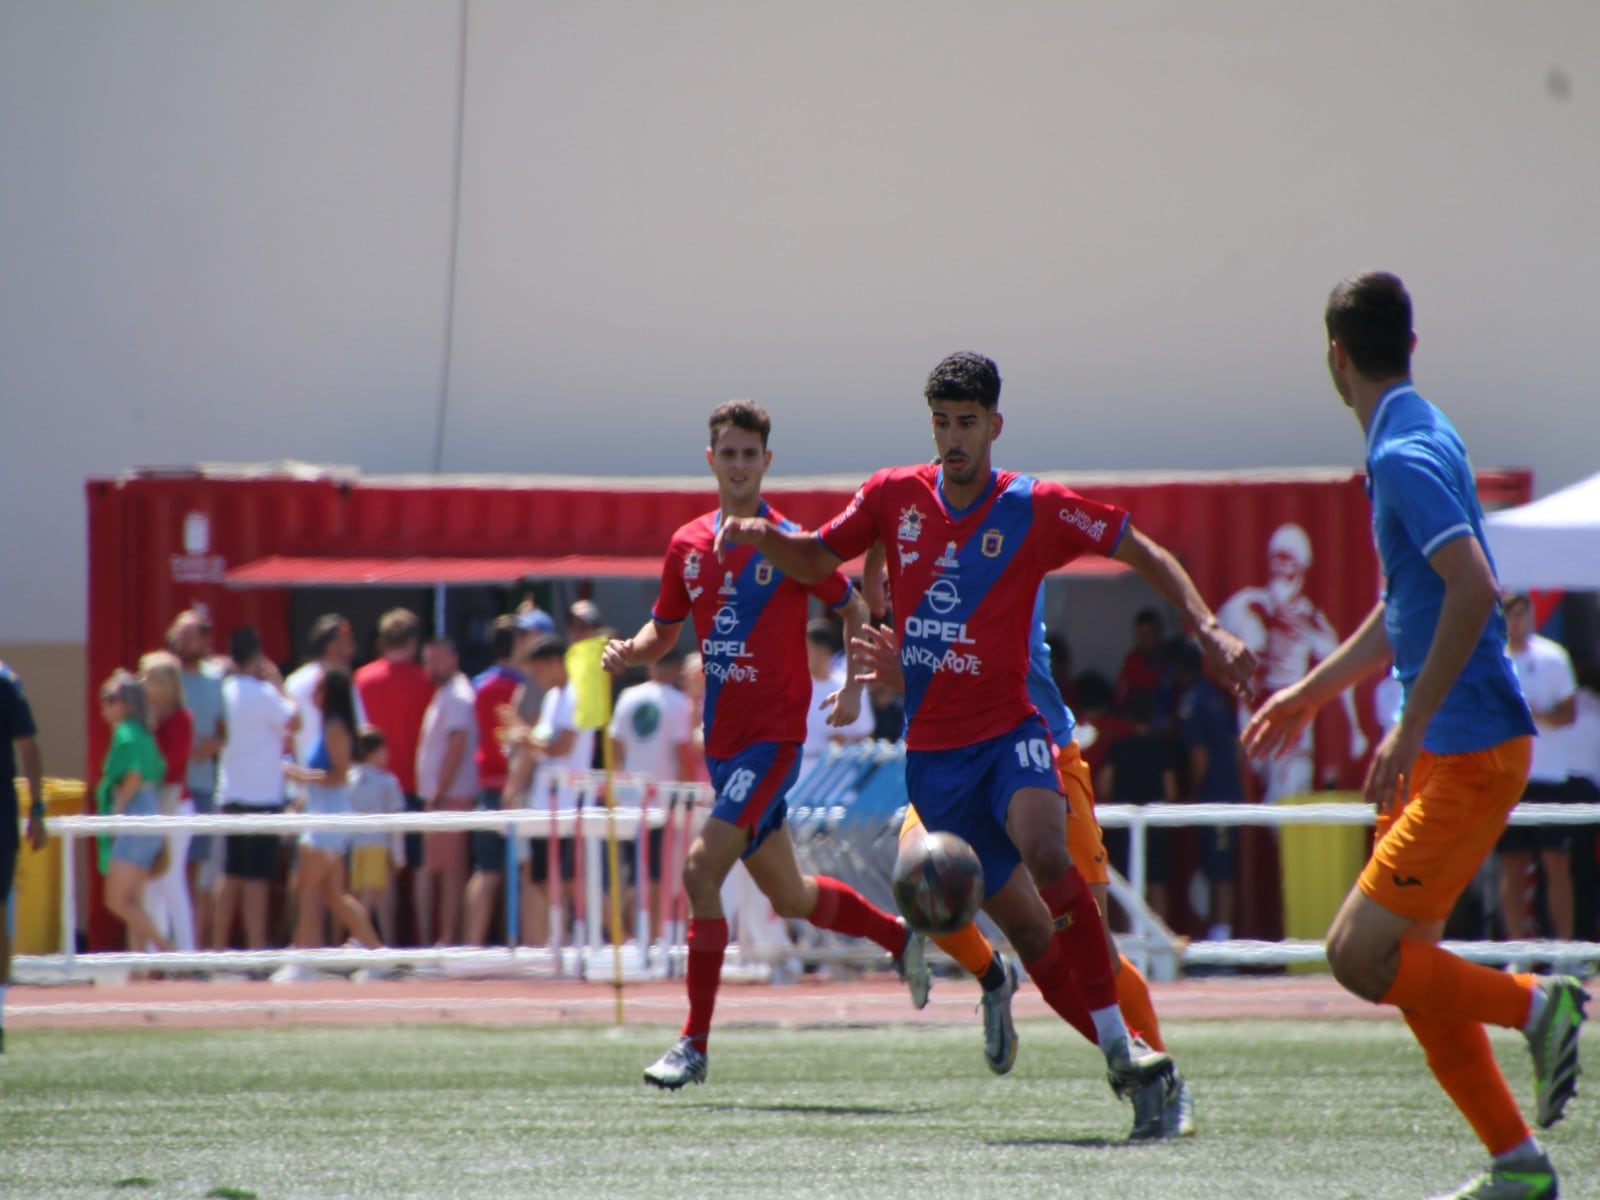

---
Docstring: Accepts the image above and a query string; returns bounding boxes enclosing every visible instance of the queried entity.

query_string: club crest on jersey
[935,540,961,570]
[897,506,924,542]
[981,529,1003,558]
[683,549,702,581]
[754,561,773,587]
[718,571,737,597]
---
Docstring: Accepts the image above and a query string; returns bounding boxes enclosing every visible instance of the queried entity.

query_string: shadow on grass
[985,1136,1130,1149]
[693,1102,927,1117]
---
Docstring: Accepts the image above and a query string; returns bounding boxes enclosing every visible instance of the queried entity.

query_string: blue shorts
[904,715,1060,900]
[110,788,165,871]
[706,741,799,859]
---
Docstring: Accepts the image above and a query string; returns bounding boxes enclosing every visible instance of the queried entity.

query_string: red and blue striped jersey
[820,465,1127,751]
[651,503,852,759]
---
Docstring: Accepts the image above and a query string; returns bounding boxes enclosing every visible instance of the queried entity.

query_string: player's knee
[1023,839,1075,886]
[1325,931,1386,1002]
[767,883,811,919]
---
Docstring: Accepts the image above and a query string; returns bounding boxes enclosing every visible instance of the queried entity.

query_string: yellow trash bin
[13,778,87,955]
[1278,791,1370,974]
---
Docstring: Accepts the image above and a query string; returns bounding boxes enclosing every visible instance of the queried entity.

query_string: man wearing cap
[1496,590,1582,942]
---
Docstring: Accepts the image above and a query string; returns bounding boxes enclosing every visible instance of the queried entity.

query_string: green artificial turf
[2,1019,1594,1199]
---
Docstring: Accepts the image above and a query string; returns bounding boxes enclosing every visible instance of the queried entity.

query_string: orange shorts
[899,741,1109,886]
[1357,736,1531,923]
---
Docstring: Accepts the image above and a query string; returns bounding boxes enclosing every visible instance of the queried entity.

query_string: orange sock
[933,921,996,979]
[1381,940,1536,1030]
[1404,1010,1531,1156]
[1115,956,1164,1052]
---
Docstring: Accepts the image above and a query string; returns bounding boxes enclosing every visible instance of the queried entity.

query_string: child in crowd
[347,726,406,946]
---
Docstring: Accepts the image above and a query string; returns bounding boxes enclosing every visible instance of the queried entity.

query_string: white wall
[3,0,1596,641]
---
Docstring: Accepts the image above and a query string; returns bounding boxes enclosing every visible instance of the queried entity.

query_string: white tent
[1484,471,1600,590]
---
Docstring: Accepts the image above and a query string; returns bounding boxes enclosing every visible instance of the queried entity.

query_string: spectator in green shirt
[97,669,174,952]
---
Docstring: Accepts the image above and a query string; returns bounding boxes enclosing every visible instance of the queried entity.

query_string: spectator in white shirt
[1495,592,1581,940]
[610,647,695,941]
[799,617,874,781]
[213,627,298,952]
[416,636,478,946]
[506,636,593,947]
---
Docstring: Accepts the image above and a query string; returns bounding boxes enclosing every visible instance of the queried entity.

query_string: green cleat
[978,954,1021,1075]
[1427,1150,1558,1200]
[893,921,931,1010]
[643,1037,707,1090]
[1524,976,1587,1129]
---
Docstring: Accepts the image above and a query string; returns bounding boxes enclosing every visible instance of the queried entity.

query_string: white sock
[1493,1136,1541,1165]
[1090,1004,1129,1051]
[1523,983,1547,1034]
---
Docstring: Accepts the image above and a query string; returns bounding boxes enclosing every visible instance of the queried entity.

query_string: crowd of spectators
[75,589,1600,966]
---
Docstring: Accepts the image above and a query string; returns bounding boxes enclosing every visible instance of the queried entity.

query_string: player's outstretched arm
[713,517,843,583]
[1243,601,1389,763]
[602,620,681,675]
[1111,523,1256,694]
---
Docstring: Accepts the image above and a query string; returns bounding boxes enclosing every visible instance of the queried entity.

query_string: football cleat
[1160,1074,1196,1138]
[978,954,1021,1075]
[893,921,932,1011]
[1106,1035,1177,1141]
[643,1036,707,1090]
[1427,1150,1558,1200]
[1525,975,1587,1129]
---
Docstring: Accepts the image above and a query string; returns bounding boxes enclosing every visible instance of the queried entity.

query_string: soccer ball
[892,831,984,935]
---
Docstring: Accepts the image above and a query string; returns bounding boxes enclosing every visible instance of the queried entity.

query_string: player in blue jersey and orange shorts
[602,400,932,1091]
[717,353,1255,1139]
[1245,272,1585,1200]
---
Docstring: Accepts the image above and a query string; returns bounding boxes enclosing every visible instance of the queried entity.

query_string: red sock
[1038,869,1118,1011]
[681,917,728,1053]
[1023,939,1097,1046]
[808,875,906,955]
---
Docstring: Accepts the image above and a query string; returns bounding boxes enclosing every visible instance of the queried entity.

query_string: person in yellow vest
[565,599,613,739]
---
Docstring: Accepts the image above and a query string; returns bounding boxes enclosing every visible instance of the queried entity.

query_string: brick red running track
[8,973,1393,1032]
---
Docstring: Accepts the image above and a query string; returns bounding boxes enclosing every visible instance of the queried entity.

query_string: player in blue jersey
[1245,271,1584,1200]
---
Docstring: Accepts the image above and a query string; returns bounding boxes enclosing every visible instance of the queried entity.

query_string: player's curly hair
[708,399,771,449]
[1325,271,1412,380]
[924,352,1001,410]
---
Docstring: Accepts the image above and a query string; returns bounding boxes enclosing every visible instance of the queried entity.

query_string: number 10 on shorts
[1013,738,1052,772]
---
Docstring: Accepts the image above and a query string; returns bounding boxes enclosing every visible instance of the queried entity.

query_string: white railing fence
[14,754,1600,984]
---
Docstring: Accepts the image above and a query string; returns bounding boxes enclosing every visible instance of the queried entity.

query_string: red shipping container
[83,463,1532,949]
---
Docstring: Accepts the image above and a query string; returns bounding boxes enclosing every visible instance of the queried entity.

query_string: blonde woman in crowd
[96,669,174,953]
[139,651,197,954]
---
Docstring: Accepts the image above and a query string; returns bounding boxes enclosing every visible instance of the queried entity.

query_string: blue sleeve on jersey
[1371,440,1476,560]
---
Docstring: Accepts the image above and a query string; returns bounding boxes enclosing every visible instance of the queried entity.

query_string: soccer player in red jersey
[717,353,1255,1138]
[603,400,933,1090]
